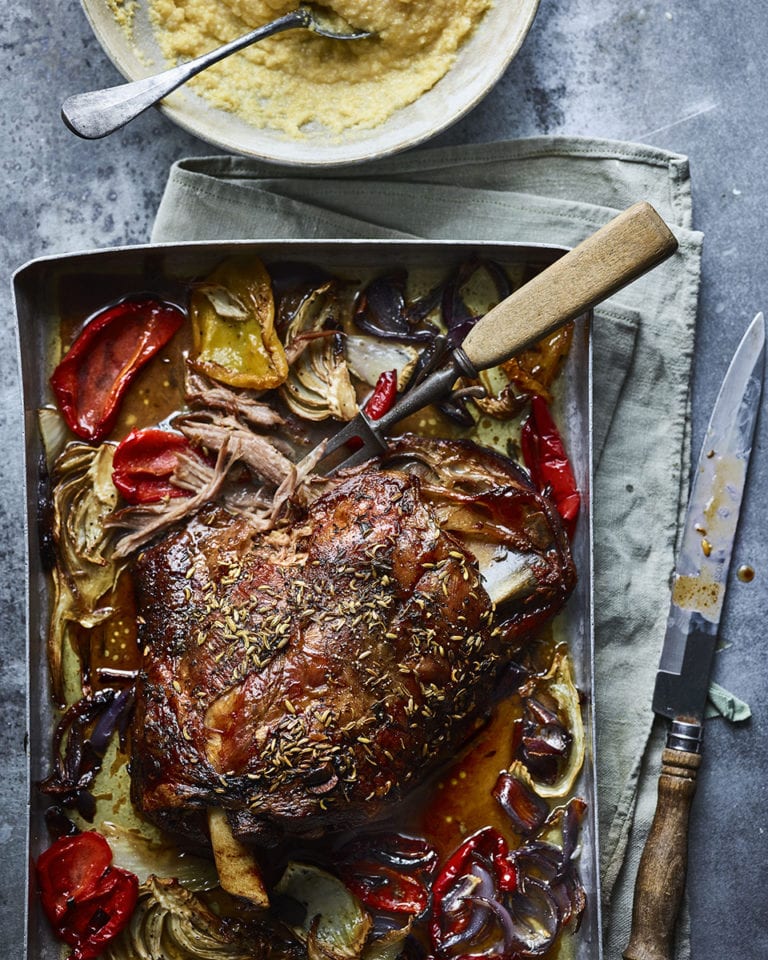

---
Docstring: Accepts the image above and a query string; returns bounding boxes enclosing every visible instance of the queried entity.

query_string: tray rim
[14,237,601,960]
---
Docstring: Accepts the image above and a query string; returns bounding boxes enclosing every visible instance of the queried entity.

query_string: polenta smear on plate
[146,0,493,135]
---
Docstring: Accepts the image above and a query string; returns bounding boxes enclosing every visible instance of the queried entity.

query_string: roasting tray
[14,239,601,960]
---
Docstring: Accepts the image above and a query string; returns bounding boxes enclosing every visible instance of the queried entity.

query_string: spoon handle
[61,9,307,139]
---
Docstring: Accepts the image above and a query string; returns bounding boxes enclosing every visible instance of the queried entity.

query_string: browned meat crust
[129,438,575,849]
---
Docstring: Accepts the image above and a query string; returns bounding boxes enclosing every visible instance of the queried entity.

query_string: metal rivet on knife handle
[623,726,702,960]
[460,200,678,371]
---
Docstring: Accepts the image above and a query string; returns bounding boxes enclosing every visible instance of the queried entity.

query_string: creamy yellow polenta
[147,0,492,135]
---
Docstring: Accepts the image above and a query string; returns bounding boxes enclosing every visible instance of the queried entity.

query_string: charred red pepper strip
[50,298,185,442]
[430,826,517,957]
[348,369,399,452]
[521,395,580,539]
[112,428,202,504]
[434,826,517,901]
[336,832,438,916]
[37,831,138,960]
[341,863,430,915]
[364,368,398,419]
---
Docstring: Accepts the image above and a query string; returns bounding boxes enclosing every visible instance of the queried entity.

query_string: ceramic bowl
[78,0,539,165]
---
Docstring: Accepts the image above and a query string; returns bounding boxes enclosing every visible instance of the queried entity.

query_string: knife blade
[624,311,765,960]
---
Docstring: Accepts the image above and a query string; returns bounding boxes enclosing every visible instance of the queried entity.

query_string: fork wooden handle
[623,747,701,960]
[461,201,677,370]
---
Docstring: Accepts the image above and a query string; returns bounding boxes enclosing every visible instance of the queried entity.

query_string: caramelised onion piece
[270,261,333,313]
[44,805,80,841]
[442,259,512,346]
[275,862,372,960]
[437,395,476,427]
[525,697,560,727]
[344,335,419,391]
[562,797,587,864]
[512,798,588,932]
[337,833,438,875]
[436,862,500,954]
[459,885,561,959]
[492,764,549,836]
[432,849,562,959]
[279,281,358,422]
[448,896,514,958]
[517,650,585,799]
[38,406,70,469]
[556,798,588,929]
[514,841,563,883]
[354,273,437,344]
[39,687,135,820]
[89,685,135,754]
[505,879,561,956]
[430,827,519,959]
[522,723,571,759]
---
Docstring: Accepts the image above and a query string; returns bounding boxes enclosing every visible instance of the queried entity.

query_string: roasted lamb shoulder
[129,436,575,850]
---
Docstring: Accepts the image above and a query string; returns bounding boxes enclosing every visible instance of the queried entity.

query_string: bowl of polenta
[81,0,540,164]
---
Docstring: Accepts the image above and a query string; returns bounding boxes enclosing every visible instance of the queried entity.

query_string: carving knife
[624,311,766,960]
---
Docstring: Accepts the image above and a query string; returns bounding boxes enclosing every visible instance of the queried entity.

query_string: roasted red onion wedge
[492,765,550,836]
[441,258,512,346]
[516,651,585,799]
[353,272,437,344]
[39,687,135,821]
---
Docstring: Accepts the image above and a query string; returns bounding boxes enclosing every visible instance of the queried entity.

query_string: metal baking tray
[14,239,600,959]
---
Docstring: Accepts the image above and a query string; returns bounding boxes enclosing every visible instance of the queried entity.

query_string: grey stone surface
[1,0,766,955]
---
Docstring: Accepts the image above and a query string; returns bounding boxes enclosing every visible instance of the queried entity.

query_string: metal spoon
[61,5,372,140]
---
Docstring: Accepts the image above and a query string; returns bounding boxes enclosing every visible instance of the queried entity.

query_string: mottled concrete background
[1,0,766,955]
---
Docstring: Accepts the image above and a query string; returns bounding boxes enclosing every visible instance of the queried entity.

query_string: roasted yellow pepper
[190,257,288,390]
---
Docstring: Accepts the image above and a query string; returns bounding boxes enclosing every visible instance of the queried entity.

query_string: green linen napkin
[152,137,705,959]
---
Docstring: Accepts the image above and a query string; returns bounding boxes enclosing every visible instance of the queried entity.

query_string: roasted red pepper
[112,428,202,504]
[364,369,398,419]
[337,833,438,916]
[37,832,112,924]
[59,867,138,960]
[521,395,580,539]
[430,826,517,957]
[342,863,430,914]
[37,831,138,960]
[50,298,185,442]
[348,369,399,452]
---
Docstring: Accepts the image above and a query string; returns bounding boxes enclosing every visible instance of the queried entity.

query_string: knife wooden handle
[623,747,702,960]
[461,200,678,371]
